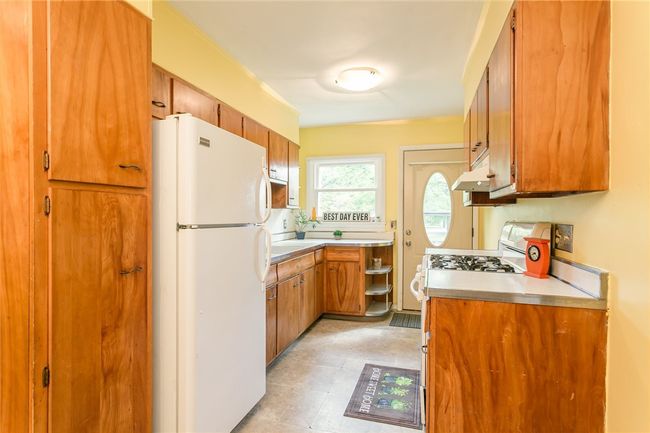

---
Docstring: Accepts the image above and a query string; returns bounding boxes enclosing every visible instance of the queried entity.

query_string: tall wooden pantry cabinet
[0,1,152,432]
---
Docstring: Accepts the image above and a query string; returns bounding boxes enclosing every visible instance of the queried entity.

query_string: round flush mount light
[335,67,383,92]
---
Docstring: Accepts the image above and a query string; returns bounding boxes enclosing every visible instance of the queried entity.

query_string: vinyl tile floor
[233,314,422,433]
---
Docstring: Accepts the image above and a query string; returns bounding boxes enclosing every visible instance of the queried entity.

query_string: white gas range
[409,222,608,426]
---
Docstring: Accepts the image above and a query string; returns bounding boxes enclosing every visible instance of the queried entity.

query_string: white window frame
[306,155,386,232]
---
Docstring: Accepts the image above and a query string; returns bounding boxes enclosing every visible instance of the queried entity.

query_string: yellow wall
[299,116,464,224]
[125,0,152,18]
[151,1,299,142]
[465,1,650,431]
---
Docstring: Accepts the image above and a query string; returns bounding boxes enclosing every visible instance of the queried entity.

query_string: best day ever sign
[321,212,370,222]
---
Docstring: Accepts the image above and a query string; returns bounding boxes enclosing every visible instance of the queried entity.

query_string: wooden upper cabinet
[469,95,479,166]
[48,1,150,188]
[475,68,489,163]
[488,8,515,194]
[325,261,362,315]
[268,131,289,182]
[463,112,471,170]
[151,64,171,120]
[171,79,218,126]
[49,188,149,433]
[243,117,270,152]
[489,1,610,198]
[219,103,244,137]
[287,141,299,208]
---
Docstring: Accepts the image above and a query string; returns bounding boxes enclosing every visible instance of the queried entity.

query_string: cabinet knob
[486,173,496,179]
[152,100,166,108]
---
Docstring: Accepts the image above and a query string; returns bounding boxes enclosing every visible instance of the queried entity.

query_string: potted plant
[294,209,311,240]
[333,230,343,240]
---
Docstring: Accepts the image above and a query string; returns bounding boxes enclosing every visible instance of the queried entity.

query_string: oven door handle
[410,268,424,301]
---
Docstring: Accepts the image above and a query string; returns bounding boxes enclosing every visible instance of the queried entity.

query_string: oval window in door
[423,172,452,246]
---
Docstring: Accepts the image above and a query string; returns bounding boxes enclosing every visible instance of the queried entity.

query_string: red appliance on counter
[523,237,550,279]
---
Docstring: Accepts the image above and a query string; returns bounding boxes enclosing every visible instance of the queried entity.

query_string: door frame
[396,144,479,310]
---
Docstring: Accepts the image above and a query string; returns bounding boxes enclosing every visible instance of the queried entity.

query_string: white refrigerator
[153,114,272,433]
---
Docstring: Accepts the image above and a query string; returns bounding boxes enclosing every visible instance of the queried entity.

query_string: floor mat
[389,313,421,329]
[343,364,421,430]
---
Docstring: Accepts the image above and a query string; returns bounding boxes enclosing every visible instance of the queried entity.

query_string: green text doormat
[344,364,421,430]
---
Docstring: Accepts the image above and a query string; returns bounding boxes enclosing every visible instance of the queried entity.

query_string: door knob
[405,240,412,247]
[405,229,412,236]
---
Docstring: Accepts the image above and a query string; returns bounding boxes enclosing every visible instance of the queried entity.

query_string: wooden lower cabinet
[426,298,607,433]
[50,188,149,432]
[325,261,362,315]
[299,267,316,332]
[315,263,325,319]
[276,275,302,354]
[265,285,277,365]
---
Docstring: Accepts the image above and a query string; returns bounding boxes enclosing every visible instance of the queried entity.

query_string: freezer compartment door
[176,115,268,225]
[177,226,267,433]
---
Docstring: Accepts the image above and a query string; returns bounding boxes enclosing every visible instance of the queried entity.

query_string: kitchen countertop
[425,270,606,310]
[271,238,393,264]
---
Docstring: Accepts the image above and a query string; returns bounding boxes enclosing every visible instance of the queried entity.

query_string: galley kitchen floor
[234,315,422,433]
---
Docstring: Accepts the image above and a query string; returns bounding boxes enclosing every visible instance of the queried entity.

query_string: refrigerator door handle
[258,167,272,224]
[256,226,272,289]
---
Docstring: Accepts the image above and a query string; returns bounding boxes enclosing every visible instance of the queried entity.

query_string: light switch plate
[554,224,574,253]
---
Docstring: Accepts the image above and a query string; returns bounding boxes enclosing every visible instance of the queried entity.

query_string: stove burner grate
[429,254,517,273]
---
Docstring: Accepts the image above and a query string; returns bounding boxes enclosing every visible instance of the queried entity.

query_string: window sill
[307,222,386,233]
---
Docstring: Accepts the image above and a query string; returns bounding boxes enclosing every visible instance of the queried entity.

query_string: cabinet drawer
[265,264,277,287]
[277,253,315,282]
[314,249,324,264]
[326,247,360,262]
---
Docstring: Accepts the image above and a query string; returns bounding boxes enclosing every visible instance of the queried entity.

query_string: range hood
[451,157,491,192]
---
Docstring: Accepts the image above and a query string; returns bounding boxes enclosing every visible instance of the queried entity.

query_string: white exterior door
[177,225,267,433]
[402,148,472,310]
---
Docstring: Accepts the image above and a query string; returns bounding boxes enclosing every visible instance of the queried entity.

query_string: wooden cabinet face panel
[474,69,489,164]
[243,117,269,151]
[515,0,609,193]
[171,79,218,126]
[265,286,277,365]
[277,275,301,354]
[325,261,361,315]
[463,113,471,170]
[277,253,315,282]
[48,1,150,188]
[268,131,289,182]
[489,8,515,193]
[314,263,325,318]
[50,188,149,433]
[326,247,360,262]
[468,94,480,166]
[151,65,171,120]
[287,142,299,208]
[299,267,316,331]
[0,3,30,430]
[429,298,606,433]
[219,103,244,137]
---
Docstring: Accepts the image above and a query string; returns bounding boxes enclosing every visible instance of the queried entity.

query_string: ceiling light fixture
[335,67,383,92]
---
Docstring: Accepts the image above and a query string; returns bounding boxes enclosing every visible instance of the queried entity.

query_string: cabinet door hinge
[511,11,516,31]
[510,163,516,179]
[43,151,50,171]
[472,227,475,238]
[44,196,51,216]
[42,366,50,387]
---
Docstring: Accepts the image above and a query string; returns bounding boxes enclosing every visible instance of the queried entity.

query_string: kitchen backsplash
[268,209,296,236]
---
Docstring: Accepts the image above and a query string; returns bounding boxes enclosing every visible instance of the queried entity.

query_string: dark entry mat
[344,364,421,430]
[389,313,421,329]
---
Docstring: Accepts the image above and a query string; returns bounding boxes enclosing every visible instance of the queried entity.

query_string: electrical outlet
[390,220,397,229]
[283,218,288,230]
[554,224,574,253]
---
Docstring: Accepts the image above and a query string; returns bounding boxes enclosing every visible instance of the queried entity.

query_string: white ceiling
[169,1,483,127]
